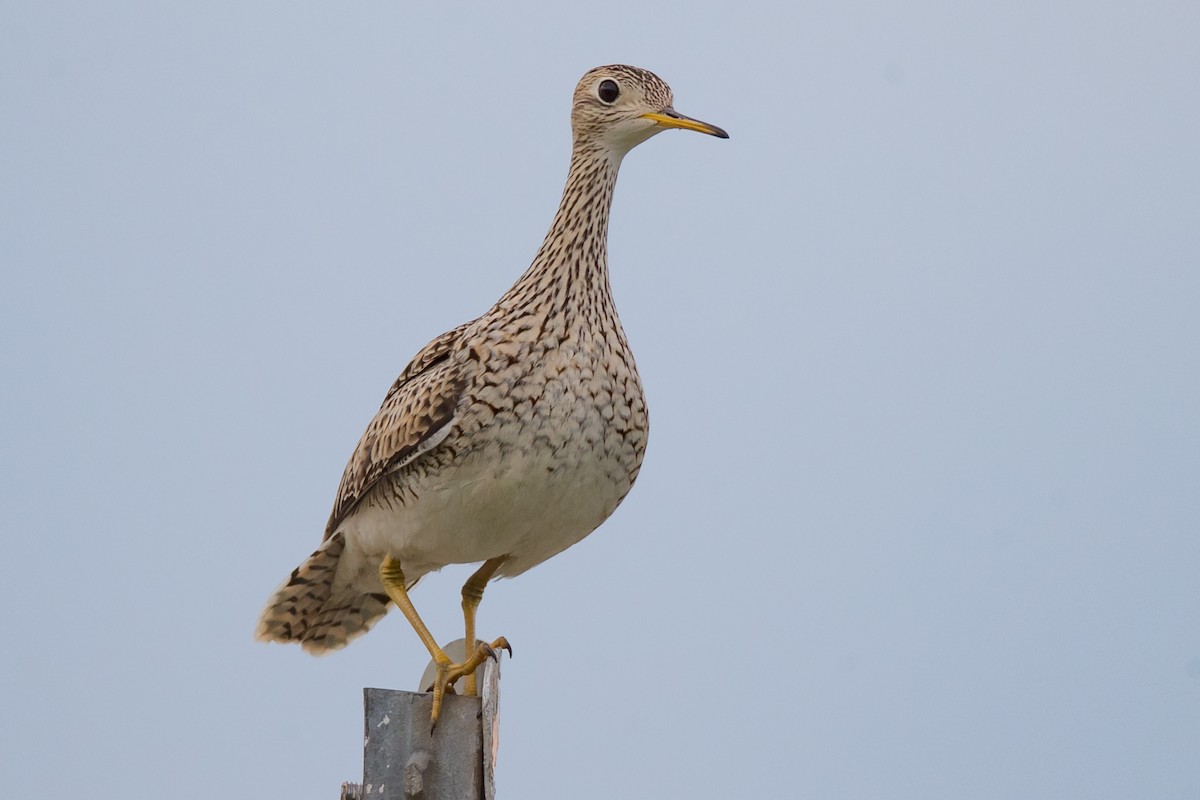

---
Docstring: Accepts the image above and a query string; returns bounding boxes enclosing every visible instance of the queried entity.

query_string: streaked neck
[497,143,622,317]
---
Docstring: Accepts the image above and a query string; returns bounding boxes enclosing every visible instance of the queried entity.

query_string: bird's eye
[597,79,620,104]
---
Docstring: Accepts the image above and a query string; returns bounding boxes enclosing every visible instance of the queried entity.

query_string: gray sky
[3,2,1198,798]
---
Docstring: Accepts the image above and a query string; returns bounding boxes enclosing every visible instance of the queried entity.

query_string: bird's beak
[641,108,729,139]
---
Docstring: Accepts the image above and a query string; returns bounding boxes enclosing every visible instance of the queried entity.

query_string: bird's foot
[427,637,511,729]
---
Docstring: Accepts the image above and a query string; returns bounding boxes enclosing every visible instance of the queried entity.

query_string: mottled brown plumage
[256,65,727,663]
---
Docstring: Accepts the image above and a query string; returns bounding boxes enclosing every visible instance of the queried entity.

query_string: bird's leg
[461,556,509,696]
[379,555,509,728]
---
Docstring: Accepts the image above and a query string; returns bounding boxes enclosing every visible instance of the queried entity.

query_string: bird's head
[570,65,728,158]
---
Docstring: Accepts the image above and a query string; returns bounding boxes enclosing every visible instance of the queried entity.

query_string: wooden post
[341,656,501,800]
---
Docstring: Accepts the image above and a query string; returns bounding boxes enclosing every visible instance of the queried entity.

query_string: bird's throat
[498,149,621,316]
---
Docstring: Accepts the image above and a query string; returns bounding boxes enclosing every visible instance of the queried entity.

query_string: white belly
[334,440,629,593]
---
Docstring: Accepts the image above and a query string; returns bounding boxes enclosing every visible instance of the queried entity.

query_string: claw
[478,637,512,661]
[426,635,511,730]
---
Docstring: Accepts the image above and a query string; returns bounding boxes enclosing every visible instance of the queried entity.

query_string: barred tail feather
[255,532,392,654]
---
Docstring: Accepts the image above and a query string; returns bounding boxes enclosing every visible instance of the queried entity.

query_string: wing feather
[323,323,472,538]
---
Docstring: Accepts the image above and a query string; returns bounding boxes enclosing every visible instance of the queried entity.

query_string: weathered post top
[342,656,501,800]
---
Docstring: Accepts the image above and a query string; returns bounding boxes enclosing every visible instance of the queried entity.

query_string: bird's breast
[463,329,647,482]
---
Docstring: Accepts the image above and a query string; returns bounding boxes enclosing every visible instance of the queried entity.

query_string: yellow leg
[461,556,509,696]
[379,555,509,729]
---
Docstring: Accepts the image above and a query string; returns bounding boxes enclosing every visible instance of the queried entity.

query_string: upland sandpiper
[256,65,727,723]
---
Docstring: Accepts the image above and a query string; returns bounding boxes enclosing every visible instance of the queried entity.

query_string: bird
[256,64,727,724]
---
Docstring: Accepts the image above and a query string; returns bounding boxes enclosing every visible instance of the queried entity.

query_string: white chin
[606,122,663,156]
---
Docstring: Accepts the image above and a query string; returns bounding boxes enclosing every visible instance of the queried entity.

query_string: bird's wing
[323,323,472,538]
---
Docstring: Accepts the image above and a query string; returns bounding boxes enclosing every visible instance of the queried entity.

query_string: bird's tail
[255,532,393,655]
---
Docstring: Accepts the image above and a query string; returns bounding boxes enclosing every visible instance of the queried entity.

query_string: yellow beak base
[641,110,729,139]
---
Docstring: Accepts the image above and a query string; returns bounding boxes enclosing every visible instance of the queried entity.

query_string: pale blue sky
[3,2,1198,798]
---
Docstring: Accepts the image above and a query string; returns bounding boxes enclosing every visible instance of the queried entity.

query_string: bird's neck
[496,145,622,319]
